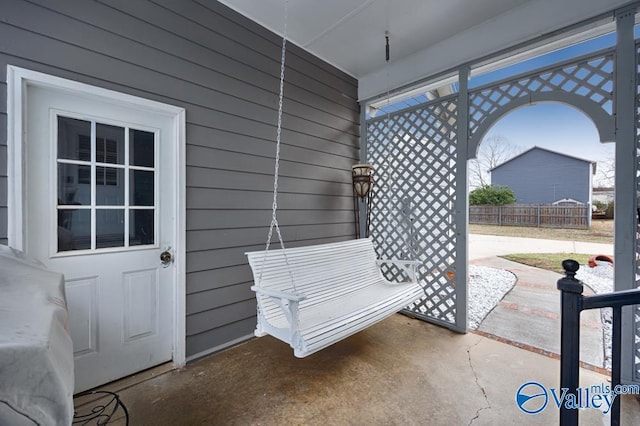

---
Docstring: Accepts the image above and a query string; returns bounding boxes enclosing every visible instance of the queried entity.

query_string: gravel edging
[576,263,614,371]
[468,265,517,330]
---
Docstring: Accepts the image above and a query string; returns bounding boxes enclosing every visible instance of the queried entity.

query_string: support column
[358,104,368,239]
[455,65,470,333]
[614,4,638,383]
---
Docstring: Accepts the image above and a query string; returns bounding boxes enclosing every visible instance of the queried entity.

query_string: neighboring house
[593,187,615,204]
[490,146,596,205]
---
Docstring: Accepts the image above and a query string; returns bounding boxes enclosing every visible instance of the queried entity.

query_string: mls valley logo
[515,381,640,415]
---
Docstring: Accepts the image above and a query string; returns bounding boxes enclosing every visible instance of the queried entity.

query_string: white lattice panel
[367,99,459,325]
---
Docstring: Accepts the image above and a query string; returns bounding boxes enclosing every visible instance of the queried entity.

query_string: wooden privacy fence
[469,204,590,229]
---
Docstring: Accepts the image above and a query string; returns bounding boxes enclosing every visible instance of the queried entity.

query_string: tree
[594,154,614,188]
[469,135,523,189]
[469,185,516,205]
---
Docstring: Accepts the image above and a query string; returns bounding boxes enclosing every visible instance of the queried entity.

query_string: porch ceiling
[217,0,633,100]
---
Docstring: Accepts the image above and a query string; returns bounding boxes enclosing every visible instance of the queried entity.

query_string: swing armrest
[251,286,307,302]
[251,286,306,350]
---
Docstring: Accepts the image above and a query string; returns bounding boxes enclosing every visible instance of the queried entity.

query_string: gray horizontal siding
[0,108,6,243]
[0,83,6,111]
[0,206,6,243]
[187,317,256,356]
[1,0,359,359]
[187,284,255,316]
[187,168,353,195]
[186,145,355,181]
[187,209,354,230]
[187,223,355,252]
[186,188,353,210]
[1,81,6,240]
[186,236,352,272]
[187,265,254,294]
[187,299,257,336]
[187,124,358,164]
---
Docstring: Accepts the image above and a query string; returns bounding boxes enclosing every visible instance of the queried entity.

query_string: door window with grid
[56,116,156,253]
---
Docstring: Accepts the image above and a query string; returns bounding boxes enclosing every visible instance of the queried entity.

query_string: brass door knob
[160,250,172,266]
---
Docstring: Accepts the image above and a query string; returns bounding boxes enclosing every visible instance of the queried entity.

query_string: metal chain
[381,31,425,295]
[383,31,394,247]
[258,0,297,292]
[265,2,288,254]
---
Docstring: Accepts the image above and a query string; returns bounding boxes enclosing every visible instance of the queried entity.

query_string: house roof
[489,146,597,174]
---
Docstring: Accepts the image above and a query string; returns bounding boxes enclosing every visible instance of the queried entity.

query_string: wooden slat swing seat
[246,239,424,357]
[246,2,424,357]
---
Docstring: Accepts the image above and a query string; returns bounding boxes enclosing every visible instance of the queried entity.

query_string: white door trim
[6,65,187,367]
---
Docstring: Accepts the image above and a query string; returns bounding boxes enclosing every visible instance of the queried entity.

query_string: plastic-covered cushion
[0,246,74,425]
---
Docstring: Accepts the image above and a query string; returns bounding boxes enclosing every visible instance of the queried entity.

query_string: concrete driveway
[468,233,613,371]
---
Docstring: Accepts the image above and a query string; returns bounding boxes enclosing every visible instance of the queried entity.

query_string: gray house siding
[491,148,592,205]
[0,118,5,246]
[0,0,359,358]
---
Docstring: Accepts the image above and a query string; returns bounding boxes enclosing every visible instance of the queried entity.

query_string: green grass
[500,253,592,274]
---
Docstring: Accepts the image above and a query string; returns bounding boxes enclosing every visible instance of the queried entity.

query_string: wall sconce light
[352,164,374,238]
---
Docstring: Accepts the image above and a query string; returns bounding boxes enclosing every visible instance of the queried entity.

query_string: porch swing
[245,3,425,358]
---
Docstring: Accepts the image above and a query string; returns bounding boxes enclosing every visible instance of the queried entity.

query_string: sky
[482,102,614,164]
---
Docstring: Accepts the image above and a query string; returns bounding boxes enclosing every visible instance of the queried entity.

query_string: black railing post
[611,306,622,426]
[557,259,583,426]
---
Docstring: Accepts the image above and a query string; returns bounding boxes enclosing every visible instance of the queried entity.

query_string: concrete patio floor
[76,314,640,425]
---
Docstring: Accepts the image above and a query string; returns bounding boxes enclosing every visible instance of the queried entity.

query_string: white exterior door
[23,84,178,392]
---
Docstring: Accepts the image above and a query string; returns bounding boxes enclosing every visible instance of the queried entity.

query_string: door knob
[160,248,173,266]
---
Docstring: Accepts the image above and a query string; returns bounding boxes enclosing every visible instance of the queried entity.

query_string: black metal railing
[557,259,640,425]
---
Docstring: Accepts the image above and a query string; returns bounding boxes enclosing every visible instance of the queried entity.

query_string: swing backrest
[246,239,384,311]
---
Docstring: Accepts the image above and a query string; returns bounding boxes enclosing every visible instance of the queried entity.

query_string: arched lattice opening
[469,50,615,155]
